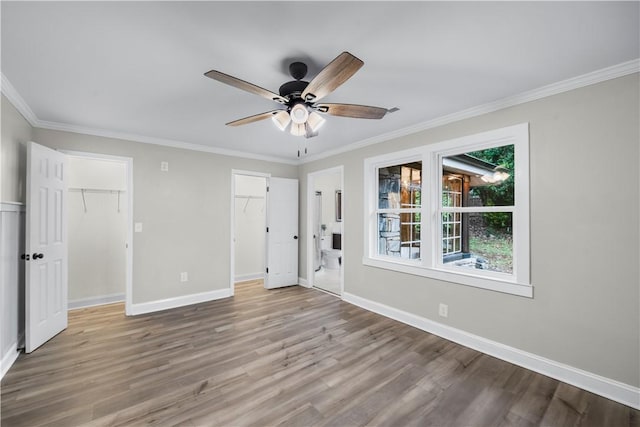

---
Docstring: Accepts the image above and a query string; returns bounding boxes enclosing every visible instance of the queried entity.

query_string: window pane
[442,144,514,207]
[379,162,422,209]
[378,213,421,259]
[442,212,513,274]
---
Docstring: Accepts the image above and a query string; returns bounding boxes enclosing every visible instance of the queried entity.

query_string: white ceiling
[2,2,639,163]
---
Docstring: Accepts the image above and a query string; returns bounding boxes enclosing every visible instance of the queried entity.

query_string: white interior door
[25,142,68,353]
[265,177,298,289]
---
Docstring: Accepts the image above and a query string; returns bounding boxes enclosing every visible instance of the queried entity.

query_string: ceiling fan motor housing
[279,61,311,98]
[279,80,309,98]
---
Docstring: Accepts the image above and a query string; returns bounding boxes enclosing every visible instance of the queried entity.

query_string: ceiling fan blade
[301,52,364,102]
[226,110,283,127]
[316,103,388,119]
[204,70,288,104]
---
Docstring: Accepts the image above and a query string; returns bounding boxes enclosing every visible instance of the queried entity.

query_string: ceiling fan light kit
[289,103,309,124]
[271,110,291,131]
[204,51,389,145]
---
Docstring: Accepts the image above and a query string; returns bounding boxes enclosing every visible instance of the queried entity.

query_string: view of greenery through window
[466,145,514,273]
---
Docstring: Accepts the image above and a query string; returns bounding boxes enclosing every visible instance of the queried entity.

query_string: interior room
[1,2,638,426]
[310,167,343,295]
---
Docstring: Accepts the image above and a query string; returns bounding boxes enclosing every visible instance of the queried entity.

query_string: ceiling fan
[204,52,389,139]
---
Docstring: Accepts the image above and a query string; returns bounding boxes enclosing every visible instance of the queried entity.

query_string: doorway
[63,151,133,315]
[307,166,344,296]
[231,171,268,294]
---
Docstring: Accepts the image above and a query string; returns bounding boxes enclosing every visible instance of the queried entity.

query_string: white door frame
[230,169,270,296]
[306,165,344,295]
[61,150,134,315]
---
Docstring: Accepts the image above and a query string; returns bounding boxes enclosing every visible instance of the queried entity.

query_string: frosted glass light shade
[272,111,290,131]
[307,111,326,132]
[290,122,306,136]
[290,103,309,124]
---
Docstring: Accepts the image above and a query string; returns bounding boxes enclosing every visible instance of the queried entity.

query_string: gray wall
[1,95,30,203]
[299,74,640,387]
[30,128,298,304]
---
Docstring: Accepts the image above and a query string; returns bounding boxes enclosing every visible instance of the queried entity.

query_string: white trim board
[129,288,232,316]
[0,202,25,212]
[68,293,125,310]
[234,273,264,283]
[342,291,640,410]
[2,60,638,167]
[1,342,21,380]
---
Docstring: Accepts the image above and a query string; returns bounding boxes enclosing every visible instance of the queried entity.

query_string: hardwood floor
[2,280,638,426]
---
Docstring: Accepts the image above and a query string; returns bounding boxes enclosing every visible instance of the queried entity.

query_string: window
[377,161,422,260]
[364,124,531,297]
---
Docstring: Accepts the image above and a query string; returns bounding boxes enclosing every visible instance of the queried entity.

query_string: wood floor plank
[2,280,638,426]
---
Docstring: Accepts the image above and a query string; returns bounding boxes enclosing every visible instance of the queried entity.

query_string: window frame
[363,123,531,297]
[374,157,423,263]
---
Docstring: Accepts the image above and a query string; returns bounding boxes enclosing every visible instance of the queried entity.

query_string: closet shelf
[70,188,125,213]
[69,188,126,193]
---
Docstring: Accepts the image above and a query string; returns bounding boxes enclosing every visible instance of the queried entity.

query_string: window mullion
[440,206,515,213]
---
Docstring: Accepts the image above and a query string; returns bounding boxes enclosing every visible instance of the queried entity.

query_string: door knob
[293,236,298,240]
[21,253,30,260]
[33,253,44,259]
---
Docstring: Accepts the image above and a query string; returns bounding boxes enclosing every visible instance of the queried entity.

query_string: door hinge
[266,186,269,192]
[266,267,269,273]
[266,227,269,232]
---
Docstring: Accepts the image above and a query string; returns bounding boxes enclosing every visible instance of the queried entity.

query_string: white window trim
[363,123,531,298]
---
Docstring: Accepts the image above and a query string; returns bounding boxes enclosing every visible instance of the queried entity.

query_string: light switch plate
[134,222,143,233]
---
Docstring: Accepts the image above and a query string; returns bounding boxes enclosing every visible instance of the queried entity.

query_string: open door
[265,177,298,289]
[25,142,68,353]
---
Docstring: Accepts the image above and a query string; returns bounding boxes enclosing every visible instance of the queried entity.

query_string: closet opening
[64,151,133,314]
[231,171,268,294]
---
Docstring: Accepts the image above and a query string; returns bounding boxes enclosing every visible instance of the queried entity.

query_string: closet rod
[69,188,126,194]
[70,188,124,213]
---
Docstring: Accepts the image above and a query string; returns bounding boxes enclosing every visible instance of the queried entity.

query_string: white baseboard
[298,277,310,288]
[129,288,232,316]
[1,342,21,380]
[234,273,264,282]
[342,292,640,410]
[68,293,125,310]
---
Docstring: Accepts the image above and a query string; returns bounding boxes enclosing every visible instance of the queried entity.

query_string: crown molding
[4,58,638,166]
[1,72,297,165]
[35,119,299,165]
[1,73,39,126]
[299,58,640,164]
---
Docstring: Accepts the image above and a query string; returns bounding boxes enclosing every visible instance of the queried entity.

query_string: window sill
[362,257,533,298]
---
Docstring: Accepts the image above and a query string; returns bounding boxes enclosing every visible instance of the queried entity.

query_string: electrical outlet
[161,161,169,172]
[180,272,188,282]
[438,303,449,318]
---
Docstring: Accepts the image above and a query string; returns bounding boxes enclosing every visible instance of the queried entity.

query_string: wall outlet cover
[438,303,449,318]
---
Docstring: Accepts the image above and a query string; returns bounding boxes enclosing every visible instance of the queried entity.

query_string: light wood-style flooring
[2,280,638,426]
